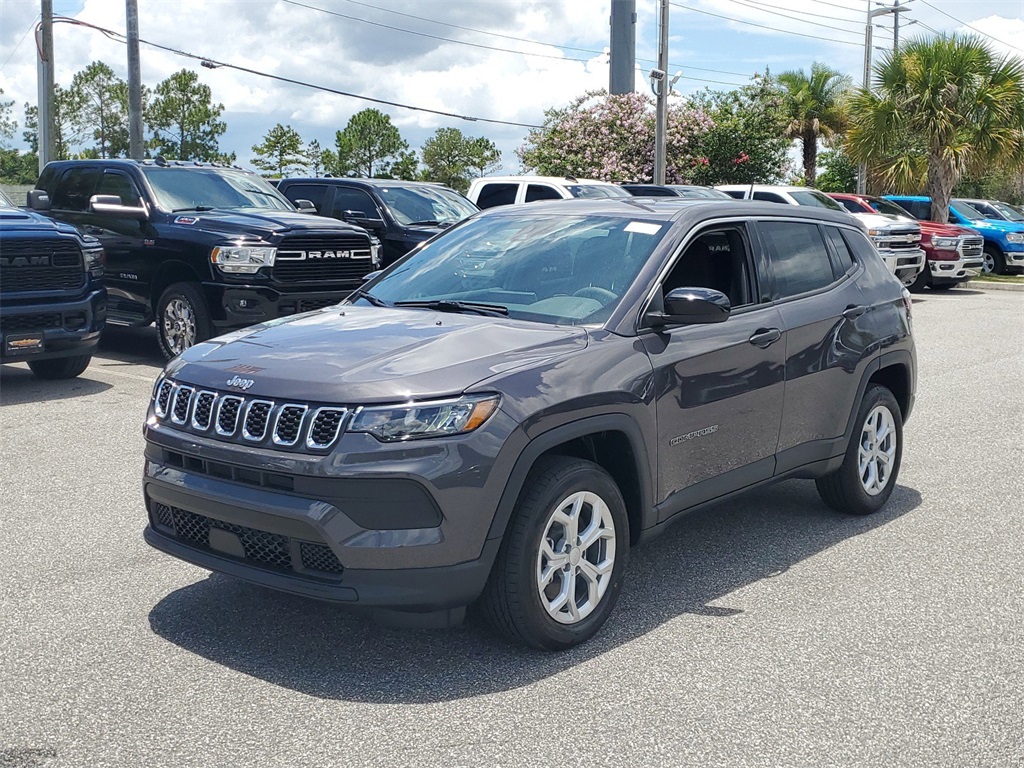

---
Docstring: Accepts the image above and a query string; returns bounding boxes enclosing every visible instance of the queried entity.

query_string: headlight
[370,237,382,267]
[82,246,104,275]
[867,228,891,237]
[1006,233,1024,244]
[931,236,959,249]
[211,245,276,274]
[350,394,500,441]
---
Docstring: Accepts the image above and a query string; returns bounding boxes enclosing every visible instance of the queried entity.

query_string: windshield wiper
[171,205,216,212]
[395,299,508,317]
[351,288,390,307]
[407,219,445,227]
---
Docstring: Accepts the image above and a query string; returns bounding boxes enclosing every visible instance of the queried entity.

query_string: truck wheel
[156,283,211,360]
[982,246,1006,275]
[908,268,929,293]
[27,354,92,380]
[816,385,903,516]
[480,456,629,650]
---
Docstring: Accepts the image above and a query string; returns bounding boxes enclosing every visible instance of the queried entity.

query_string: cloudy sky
[0,0,1021,174]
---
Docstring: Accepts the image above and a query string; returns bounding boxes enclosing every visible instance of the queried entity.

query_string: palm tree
[778,63,851,187]
[846,34,1024,223]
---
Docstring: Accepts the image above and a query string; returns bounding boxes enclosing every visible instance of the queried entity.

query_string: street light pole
[126,0,144,159]
[653,0,669,184]
[37,0,55,172]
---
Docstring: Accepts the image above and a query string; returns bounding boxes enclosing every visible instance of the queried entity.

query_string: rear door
[641,221,785,520]
[755,219,874,473]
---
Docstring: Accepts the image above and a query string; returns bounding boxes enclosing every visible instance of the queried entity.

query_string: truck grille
[959,236,984,260]
[152,502,344,576]
[0,238,85,293]
[273,235,373,284]
[872,229,921,252]
[153,377,351,452]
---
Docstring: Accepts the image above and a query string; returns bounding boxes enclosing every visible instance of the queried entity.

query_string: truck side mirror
[294,199,317,213]
[89,194,149,221]
[27,190,50,211]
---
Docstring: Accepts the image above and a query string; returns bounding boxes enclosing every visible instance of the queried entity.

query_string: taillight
[901,287,913,325]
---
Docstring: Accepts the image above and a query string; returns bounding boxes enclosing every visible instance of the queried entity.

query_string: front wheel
[27,354,91,379]
[480,456,629,650]
[156,282,211,360]
[982,246,1006,275]
[907,268,929,293]
[816,384,903,515]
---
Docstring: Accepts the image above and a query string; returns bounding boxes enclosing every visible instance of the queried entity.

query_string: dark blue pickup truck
[0,188,105,379]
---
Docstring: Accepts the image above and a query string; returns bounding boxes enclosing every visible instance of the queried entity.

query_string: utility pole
[858,0,911,193]
[652,0,669,184]
[609,0,636,95]
[37,0,55,173]
[126,0,144,158]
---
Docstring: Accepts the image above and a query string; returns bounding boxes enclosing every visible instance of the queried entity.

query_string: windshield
[676,187,733,199]
[790,190,844,210]
[0,189,15,208]
[951,201,987,221]
[377,184,478,226]
[361,213,665,326]
[868,198,914,218]
[565,184,632,199]
[141,167,295,212]
[991,201,1024,222]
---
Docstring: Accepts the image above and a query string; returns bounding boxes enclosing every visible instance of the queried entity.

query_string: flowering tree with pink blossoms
[517,90,714,183]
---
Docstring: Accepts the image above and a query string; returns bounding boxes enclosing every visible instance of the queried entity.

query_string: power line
[668,1,863,46]
[721,0,864,35]
[0,17,39,72]
[51,16,545,129]
[917,0,1023,52]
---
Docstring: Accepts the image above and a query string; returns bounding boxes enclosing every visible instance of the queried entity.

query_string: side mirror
[294,198,317,213]
[27,190,50,211]
[647,287,731,328]
[89,194,149,220]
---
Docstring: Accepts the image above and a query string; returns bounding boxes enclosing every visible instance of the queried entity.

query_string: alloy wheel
[858,404,897,496]
[982,252,995,274]
[163,297,197,355]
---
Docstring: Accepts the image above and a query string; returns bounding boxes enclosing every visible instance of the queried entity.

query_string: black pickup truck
[0,188,106,379]
[28,159,381,358]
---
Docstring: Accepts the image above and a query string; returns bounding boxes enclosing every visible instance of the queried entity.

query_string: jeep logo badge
[226,375,255,391]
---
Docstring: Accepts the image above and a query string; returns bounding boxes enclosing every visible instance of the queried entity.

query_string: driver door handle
[749,328,782,348]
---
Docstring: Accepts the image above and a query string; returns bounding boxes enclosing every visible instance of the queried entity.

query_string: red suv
[829,193,984,291]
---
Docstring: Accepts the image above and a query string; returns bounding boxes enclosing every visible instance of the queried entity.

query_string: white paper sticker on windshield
[624,222,662,235]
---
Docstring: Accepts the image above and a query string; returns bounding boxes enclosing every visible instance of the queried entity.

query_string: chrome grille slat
[171,386,195,424]
[242,400,274,441]
[273,404,308,446]
[191,391,217,430]
[155,380,175,418]
[307,408,348,449]
[216,396,244,436]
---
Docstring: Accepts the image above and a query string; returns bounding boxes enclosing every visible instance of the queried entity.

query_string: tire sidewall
[512,462,630,649]
[156,283,210,360]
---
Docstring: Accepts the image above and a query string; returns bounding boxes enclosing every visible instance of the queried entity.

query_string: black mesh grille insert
[152,502,344,576]
[0,238,85,293]
[308,409,346,448]
[172,387,194,423]
[243,401,273,440]
[217,396,242,434]
[300,542,345,574]
[192,392,215,429]
[156,380,174,417]
[0,312,63,333]
[274,405,307,445]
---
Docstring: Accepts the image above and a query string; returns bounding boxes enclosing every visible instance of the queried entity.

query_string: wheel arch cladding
[152,262,203,311]
[869,361,911,422]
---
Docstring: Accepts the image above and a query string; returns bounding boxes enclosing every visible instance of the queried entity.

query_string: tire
[27,354,91,380]
[907,267,929,293]
[156,282,211,360]
[816,385,903,516]
[982,246,1006,275]
[480,456,630,650]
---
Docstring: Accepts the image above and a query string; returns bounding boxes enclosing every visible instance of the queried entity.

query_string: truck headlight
[867,228,890,237]
[370,237,382,267]
[83,246,105,276]
[1006,233,1024,244]
[932,236,959,249]
[349,394,500,441]
[211,245,277,274]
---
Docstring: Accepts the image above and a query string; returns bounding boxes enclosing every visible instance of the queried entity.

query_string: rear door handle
[749,328,782,348]
[843,305,867,320]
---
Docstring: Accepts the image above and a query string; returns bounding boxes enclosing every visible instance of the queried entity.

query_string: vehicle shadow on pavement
[96,325,164,367]
[148,479,921,702]
[0,366,113,405]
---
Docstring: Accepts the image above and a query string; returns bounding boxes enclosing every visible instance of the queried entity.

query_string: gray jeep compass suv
[143,198,916,650]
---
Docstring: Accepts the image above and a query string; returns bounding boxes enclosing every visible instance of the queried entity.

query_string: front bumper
[879,247,926,286]
[0,288,105,362]
[928,254,983,283]
[1002,249,1024,267]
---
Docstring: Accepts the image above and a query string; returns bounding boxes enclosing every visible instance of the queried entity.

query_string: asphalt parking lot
[1,287,1022,768]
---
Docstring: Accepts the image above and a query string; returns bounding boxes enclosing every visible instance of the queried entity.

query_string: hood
[0,208,79,235]
[166,306,588,403]
[164,208,368,242]
[965,217,1024,234]
[916,220,978,237]
[848,211,918,231]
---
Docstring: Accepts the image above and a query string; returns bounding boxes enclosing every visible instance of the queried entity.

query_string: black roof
[280,177,447,189]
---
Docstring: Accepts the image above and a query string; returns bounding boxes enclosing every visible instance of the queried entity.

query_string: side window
[823,226,856,279]
[840,228,880,267]
[663,227,754,308]
[51,167,102,212]
[752,191,787,204]
[95,171,142,206]
[904,200,928,220]
[525,184,562,203]
[475,183,517,209]
[720,189,745,199]
[281,183,328,212]
[331,188,380,219]
[835,198,862,214]
[758,221,836,298]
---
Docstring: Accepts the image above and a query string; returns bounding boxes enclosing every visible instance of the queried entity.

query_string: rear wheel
[156,282,211,360]
[27,354,91,379]
[982,246,1006,275]
[816,385,903,515]
[480,456,629,650]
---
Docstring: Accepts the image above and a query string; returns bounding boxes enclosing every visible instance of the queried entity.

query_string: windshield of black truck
[377,185,478,226]
[141,168,295,212]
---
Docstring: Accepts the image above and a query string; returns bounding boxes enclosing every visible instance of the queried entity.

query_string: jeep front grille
[151,379,352,452]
